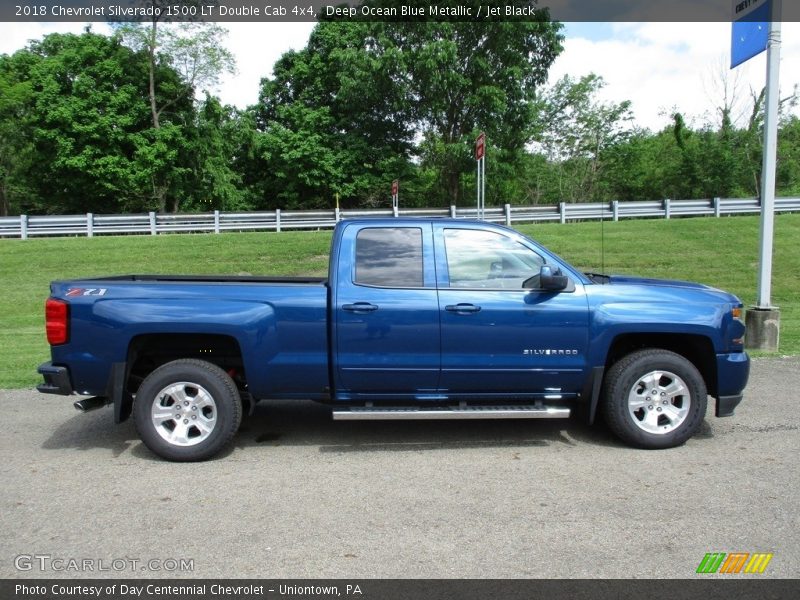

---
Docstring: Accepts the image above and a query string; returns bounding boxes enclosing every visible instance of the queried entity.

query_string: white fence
[2,197,799,239]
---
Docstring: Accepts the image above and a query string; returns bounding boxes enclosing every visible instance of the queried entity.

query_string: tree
[254,5,562,208]
[533,73,633,202]
[179,95,251,211]
[0,29,234,215]
[777,116,800,196]
[116,6,235,211]
[594,128,678,202]
[1,32,160,214]
[0,52,35,215]
[255,21,414,208]
[384,4,563,204]
[117,19,234,129]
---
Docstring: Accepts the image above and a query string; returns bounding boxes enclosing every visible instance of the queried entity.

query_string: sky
[2,20,799,133]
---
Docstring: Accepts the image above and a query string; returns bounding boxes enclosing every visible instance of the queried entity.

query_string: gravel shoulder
[1,357,798,579]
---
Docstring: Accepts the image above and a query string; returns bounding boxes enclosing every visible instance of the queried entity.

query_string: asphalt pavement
[1,357,798,579]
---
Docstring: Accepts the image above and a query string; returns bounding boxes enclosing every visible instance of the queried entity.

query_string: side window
[444,229,545,289]
[355,228,423,288]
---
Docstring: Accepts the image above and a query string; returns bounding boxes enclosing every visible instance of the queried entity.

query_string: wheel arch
[586,332,717,425]
[604,333,717,397]
[114,333,245,423]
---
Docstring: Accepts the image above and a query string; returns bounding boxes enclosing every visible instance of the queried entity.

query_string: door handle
[342,302,379,313]
[445,303,481,314]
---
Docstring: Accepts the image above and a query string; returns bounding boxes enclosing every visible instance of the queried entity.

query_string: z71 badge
[66,288,107,297]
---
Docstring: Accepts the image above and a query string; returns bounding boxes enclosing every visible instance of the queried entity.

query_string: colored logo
[696,552,773,574]
[66,288,107,297]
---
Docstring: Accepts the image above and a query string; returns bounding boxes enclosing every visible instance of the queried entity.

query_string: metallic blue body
[45,218,749,410]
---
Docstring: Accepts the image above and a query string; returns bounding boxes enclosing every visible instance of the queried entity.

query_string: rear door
[333,223,440,398]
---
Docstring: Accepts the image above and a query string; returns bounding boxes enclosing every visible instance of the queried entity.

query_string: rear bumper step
[37,362,73,396]
[333,405,571,421]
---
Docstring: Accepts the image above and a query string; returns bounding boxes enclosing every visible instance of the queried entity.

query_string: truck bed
[47,274,331,401]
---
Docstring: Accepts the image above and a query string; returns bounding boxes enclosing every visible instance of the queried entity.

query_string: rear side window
[355,228,423,288]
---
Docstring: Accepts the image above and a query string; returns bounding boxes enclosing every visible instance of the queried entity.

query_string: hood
[585,272,741,305]
[604,274,715,291]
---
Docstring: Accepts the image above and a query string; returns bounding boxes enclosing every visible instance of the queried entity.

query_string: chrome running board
[332,405,570,421]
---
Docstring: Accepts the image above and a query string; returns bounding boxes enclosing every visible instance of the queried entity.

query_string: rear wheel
[133,359,242,461]
[601,349,707,449]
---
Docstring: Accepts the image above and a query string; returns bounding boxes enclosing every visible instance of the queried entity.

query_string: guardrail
[1,197,799,239]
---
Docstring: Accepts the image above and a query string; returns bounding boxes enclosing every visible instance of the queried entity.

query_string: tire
[133,359,242,461]
[601,349,707,449]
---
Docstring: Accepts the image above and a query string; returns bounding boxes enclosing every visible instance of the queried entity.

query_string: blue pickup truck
[37,218,749,461]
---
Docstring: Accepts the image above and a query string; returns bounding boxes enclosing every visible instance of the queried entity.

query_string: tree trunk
[447,169,460,206]
[147,19,169,212]
[151,175,166,213]
[0,183,9,217]
[148,20,159,130]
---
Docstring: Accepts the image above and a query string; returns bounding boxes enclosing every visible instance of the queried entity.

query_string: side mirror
[539,265,569,291]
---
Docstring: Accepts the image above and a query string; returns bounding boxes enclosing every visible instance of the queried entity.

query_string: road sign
[391,179,399,214]
[475,132,486,161]
[475,133,486,220]
[731,0,771,68]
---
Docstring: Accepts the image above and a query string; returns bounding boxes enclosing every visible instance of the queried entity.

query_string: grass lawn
[1,213,797,389]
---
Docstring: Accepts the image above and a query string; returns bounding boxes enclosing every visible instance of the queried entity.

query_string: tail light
[46,298,69,345]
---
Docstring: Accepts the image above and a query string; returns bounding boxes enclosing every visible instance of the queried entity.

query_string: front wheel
[133,359,242,461]
[601,349,707,449]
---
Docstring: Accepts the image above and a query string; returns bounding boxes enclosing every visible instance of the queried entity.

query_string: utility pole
[746,1,782,351]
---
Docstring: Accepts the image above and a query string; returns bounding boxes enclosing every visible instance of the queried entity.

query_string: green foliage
[0,27,243,215]
[252,21,414,209]
[254,13,563,208]
[532,73,633,202]
[390,12,564,205]
[115,20,236,211]
[531,73,800,204]
[184,95,249,211]
[595,129,679,201]
[777,117,800,196]
[0,52,36,216]
[3,22,800,216]
[116,20,235,111]
[2,32,158,214]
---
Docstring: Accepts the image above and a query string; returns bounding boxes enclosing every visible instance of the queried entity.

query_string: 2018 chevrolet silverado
[37,219,750,461]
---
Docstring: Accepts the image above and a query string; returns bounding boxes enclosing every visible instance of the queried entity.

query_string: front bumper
[716,394,743,417]
[37,362,73,395]
[714,351,750,417]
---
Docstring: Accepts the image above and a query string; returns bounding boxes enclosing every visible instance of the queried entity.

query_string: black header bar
[3,0,800,23]
[4,579,800,600]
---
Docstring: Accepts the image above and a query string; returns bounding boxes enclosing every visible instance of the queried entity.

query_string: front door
[435,226,589,398]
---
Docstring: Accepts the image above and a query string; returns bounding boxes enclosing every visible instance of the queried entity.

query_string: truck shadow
[42,399,674,460]
[230,399,624,456]
[41,407,138,458]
